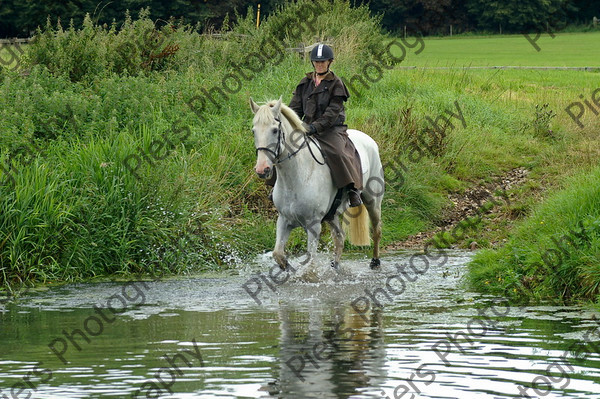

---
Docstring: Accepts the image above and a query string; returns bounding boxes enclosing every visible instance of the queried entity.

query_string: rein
[306,135,326,166]
[255,116,326,166]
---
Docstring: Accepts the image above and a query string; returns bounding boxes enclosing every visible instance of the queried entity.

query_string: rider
[288,43,363,207]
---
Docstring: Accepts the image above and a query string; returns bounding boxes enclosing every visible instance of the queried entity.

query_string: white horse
[250,98,384,271]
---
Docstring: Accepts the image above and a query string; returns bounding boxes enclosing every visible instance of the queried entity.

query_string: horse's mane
[256,100,307,133]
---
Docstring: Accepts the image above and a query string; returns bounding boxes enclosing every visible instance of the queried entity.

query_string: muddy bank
[387,167,530,250]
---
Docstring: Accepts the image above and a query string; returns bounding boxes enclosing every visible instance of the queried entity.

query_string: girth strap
[321,188,344,222]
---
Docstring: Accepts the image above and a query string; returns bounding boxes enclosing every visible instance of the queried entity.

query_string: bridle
[255,115,325,166]
[255,117,287,163]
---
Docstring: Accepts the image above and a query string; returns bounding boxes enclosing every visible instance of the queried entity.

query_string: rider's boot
[348,187,362,208]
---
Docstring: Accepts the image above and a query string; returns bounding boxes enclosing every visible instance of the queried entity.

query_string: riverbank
[468,166,600,304]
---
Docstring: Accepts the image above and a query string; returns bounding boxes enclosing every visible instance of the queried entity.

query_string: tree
[0,0,19,37]
[1,0,598,38]
[568,0,600,23]
[355,0,470,34]
[465,0,572,32]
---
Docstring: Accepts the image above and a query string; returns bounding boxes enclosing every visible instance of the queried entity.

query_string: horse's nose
[255,166,271,179]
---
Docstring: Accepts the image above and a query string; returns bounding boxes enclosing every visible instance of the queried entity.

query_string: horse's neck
[276,121,319,183]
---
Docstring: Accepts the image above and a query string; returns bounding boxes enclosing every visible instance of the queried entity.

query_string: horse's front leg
[273,216,293,270]
[298,220,323,282]
[327,217,345,269]
[304,219,322,265]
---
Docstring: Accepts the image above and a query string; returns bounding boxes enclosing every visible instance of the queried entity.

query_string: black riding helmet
[311,44,333,76]
[310,44,334,61]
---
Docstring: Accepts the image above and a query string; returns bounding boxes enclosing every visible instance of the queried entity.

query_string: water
[1,251,599,398]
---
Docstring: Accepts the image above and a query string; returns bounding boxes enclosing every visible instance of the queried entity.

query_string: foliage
[0,0,283,37]
[24,1,388,82]
[26,9,184,82]
[358,0,597,33]
[357,0,470,34]
[1,0,600,38]
[529,103,558,139]
[465,0,573,32]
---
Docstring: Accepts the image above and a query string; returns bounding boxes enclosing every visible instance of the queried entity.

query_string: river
[1,251,599,398]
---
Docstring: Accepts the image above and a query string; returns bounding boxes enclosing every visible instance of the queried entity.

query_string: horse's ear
[249,98,260,114]
[272,97,282,115]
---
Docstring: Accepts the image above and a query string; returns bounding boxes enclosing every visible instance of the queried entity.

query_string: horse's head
[250,97,283,179]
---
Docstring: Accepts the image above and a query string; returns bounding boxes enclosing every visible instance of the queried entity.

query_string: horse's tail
[344,204,371,246]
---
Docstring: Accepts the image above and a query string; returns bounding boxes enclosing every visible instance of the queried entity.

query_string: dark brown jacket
[289,71,362,190]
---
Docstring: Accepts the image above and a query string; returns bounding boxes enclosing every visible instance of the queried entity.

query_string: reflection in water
[274,303,385,398]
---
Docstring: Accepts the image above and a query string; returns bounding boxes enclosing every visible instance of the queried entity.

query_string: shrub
[26,1,390,82]
[27,9,183,82]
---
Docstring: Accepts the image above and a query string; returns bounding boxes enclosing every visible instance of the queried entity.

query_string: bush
[27,9,184,82]
[26,1,390,82]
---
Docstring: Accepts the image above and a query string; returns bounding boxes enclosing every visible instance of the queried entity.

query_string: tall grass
[469,167,600,303]
[25,0,389,82]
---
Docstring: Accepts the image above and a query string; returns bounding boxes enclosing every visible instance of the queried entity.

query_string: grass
[1,3,600,304]
[397,32,600,67]
[469,167,600,304]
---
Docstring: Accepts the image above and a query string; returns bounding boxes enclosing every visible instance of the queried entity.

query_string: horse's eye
[272,128,278,135]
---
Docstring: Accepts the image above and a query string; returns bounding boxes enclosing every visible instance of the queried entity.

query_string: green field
[399,31,600,67]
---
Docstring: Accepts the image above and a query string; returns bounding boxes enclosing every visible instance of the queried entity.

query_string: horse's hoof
[277,261,289,271]
[370,258,381,269]
[331,261,339,270]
